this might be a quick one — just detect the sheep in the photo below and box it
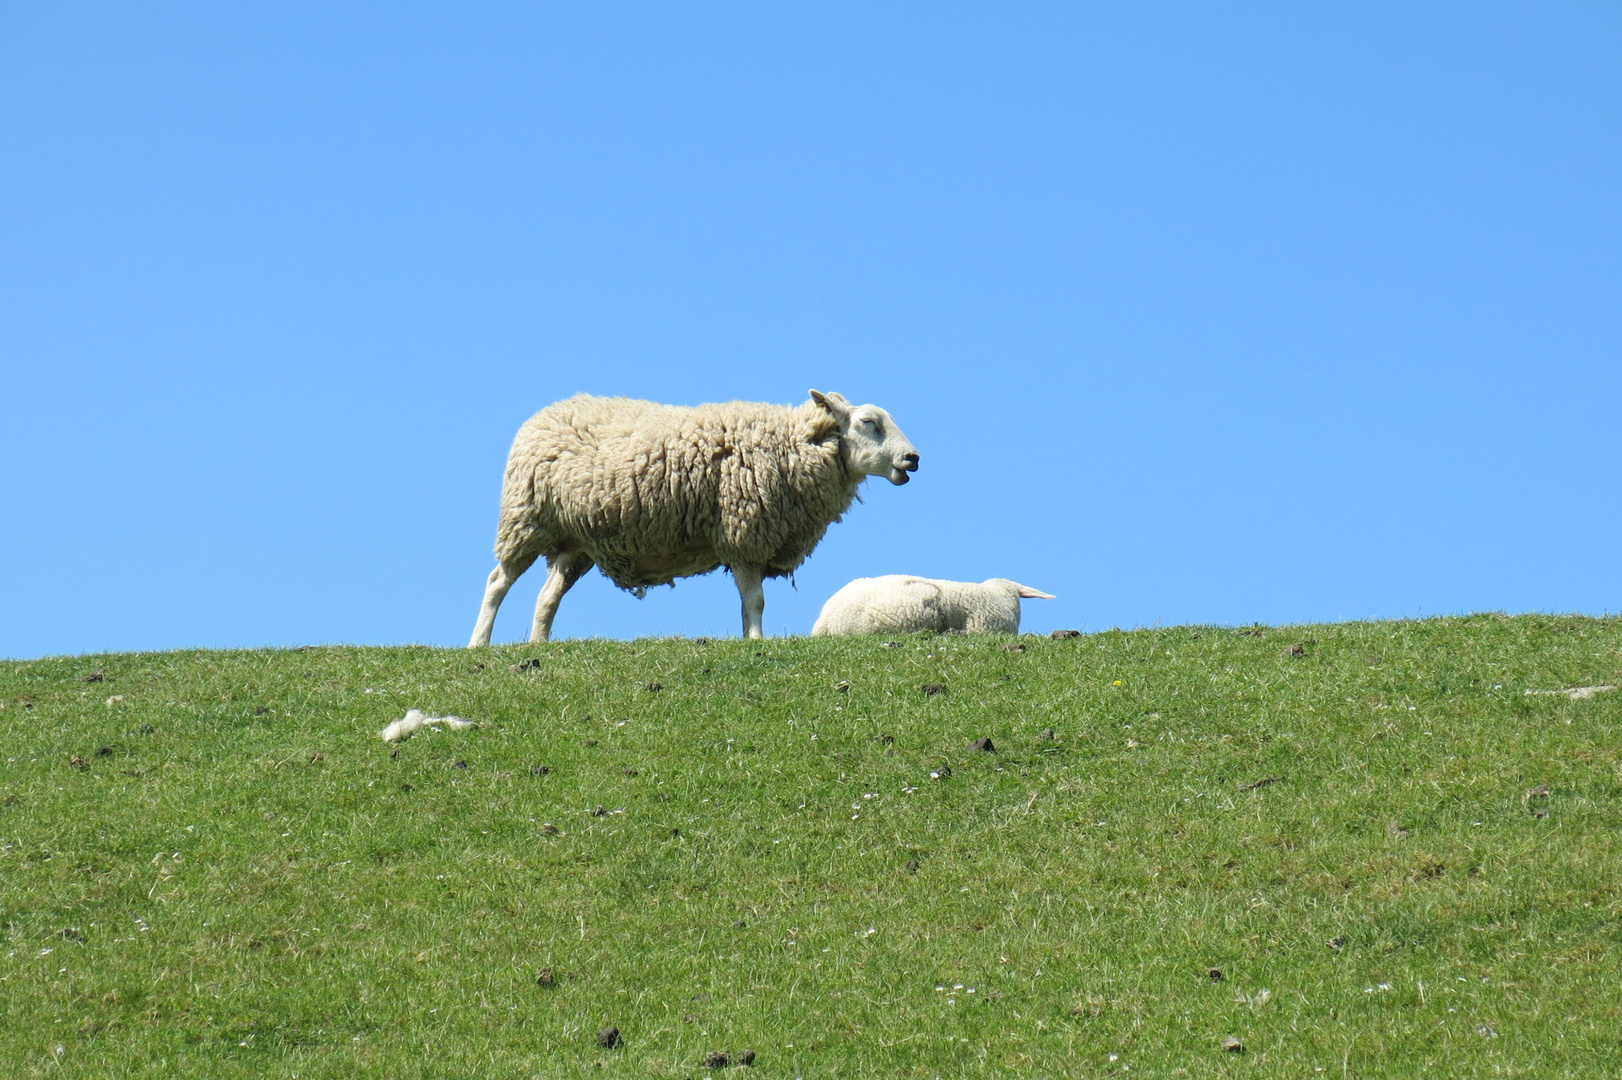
[811,576,1056,636]
[469,390,919,645]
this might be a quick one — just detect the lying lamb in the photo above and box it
[470,390,919,644]
[811,576,1056,636]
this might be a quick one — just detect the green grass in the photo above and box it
[3,615,1622,1077]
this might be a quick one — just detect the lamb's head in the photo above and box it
[810,390,920,486]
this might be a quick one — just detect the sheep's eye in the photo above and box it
[860,417,877,428]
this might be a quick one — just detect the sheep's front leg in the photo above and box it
[732,565,766,640]
[530,553,594,642]
[470,551,538,648]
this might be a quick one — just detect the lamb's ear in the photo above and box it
[809,390,850,420]
[1016,585,1056,599]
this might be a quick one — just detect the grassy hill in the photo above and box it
[2,615,1621,1078]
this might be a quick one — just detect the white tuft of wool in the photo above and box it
[380,709,476,743]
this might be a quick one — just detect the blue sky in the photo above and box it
[3,3,1619,657]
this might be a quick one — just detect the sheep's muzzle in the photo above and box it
[888,454,919,485]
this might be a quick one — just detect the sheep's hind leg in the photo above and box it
[469,550,540,648]
[531,552,593,642]
[732,565,766,640]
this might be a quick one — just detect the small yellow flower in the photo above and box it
[1112,680,1122,686]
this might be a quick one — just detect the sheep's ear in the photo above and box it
[810,390,850,419]
[1016,585,1056,599]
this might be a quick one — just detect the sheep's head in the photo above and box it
[810,390,920,486]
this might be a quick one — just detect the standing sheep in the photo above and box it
[469,391,919,645]
[811,576,1055,636]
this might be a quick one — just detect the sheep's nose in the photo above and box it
[900,452,920,470]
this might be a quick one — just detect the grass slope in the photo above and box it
[3,616,1621,1078]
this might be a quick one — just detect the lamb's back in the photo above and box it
[813,575,957,635]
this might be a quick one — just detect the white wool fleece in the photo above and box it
[380,709,475,743]
[811,576,1056,636]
